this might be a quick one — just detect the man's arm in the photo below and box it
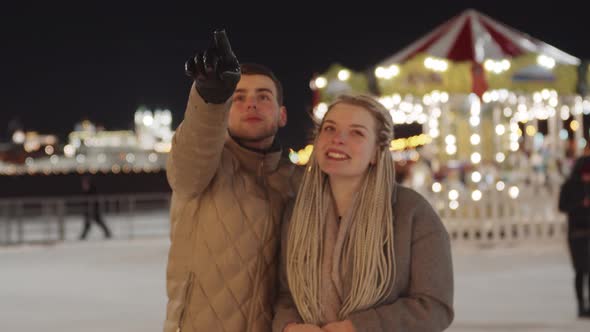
[166,30,240,198]
[166,86,229,198]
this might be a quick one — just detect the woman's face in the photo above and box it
[316,103,378,181]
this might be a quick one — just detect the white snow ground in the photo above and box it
[1,219,590,331]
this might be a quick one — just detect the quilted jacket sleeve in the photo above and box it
[166,83,230,198]
[272,201,303,332]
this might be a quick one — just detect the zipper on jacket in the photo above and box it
[176,271,195,332]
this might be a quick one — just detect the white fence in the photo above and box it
[0,193,171,245]
[421,183,567,246]
[0,185,568,246]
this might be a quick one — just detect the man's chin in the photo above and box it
[230,130,276,143]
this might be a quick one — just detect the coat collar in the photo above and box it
[225,133,283,174]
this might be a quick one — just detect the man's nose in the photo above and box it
[245,95,257,109]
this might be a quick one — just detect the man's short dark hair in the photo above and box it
[240,63,284,105]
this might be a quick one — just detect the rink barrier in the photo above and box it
[422,185,568,246]
[0,193,171,245]
[0,186,569,246]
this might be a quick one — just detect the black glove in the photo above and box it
[185,30,241,104]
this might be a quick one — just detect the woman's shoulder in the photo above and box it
[393,183,432,209]
[392,184,445,231]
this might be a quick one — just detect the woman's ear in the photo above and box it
[370,149,378,165]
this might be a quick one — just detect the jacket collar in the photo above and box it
[225,133,283,174]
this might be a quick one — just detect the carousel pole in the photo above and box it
[493,105,501,159]
[548,107,559,160]
[574,107,584,156]
[576,60,589,157]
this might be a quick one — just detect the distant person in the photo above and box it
[79,175,112,240]
[164,30,301,332]
[559,155,590,318]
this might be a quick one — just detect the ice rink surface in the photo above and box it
[2,234,590,331]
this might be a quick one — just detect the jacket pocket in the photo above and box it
[177,271,195,332]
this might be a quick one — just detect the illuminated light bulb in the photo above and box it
[314,103,328,120]
[471,152,482,164]
[314,76,327,89]
[148,153,158,163]
[429,128,440,138]
[445,135,456,145]
[432,182,442,193]
[446,145,457,155]
[337,69,350,81]
[471,171,482,183]
[471,190,482,201]
[44,145,54,155]
[537,55,556,69]
[509,186,520,199]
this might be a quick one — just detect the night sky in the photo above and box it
[2,1,589,150]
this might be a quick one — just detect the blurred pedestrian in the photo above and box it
[79,175,112,240]
[559,155,590,318]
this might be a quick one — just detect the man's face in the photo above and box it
[228,74,287,149]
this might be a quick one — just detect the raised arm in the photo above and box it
[166,30,241,197]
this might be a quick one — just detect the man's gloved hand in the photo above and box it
[185,30,241,104]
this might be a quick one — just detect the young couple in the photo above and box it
[164,30,454,332]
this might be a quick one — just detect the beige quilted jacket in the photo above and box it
[164,85,300,332]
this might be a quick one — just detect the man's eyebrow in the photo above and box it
[234,88,274,95]
[256,88,274,95]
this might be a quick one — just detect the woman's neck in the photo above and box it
[328,175,363,217]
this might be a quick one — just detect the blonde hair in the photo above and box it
[286,94,397,325]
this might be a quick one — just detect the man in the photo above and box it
[79,175,112,240]
[164,30,300,332]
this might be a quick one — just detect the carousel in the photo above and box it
[291,9,590,243]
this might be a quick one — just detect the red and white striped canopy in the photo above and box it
[378,9,579,66]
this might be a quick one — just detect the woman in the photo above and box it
[559,155,590,318]
[273,94,454,332]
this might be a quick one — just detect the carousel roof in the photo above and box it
[378,9,580,66]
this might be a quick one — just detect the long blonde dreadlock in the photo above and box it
[286,94,397,325]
